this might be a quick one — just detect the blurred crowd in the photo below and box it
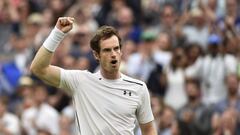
[0,0,240,135]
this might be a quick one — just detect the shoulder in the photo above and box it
[22,107,36,116]
[4,113,19,122]
[121,74,145,87]
[61,69,91,76]
[61,69,93,81]
[224,54,237,61]
[41,104,59,115]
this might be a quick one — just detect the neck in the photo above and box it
[35,102,42,108]
[100,69,120,80]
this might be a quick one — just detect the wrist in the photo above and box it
[43,27,66,52]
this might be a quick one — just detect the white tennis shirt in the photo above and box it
[59,69,154,135]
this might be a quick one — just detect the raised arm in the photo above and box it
[30,17,74,87]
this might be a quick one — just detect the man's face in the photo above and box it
[186,83,199,100]
[95,35,122,73]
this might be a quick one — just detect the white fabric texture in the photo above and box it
[0,112,20,135]
[59,69,154,135]
[164,68,187,110]
[185,54,237,104]
[21,103,60,135]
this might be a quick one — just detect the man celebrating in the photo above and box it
[30,17,156,135]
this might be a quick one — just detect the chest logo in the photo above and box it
[123,90,132,96]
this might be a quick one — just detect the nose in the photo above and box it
[111,50,117,58]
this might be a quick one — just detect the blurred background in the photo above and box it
[0,0,240,135]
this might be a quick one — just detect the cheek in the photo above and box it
[118,51,122,59]
[100,55,109,66]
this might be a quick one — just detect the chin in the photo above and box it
[110,67,120,72]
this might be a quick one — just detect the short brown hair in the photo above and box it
[90,26,122,53]
[185,78,201,89]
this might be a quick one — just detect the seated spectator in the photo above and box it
[0,96,20,135]
[60,103,76,135]
[212,73,240,135]
[177,79,212,135]
[212,108,239,135]
[158,106,176,135]
[21,83,59,135]
[213,73,240,113]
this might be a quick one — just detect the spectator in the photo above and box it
[213,73,240,135]
[114,6,142,43]
[10,75,35,116]
[177,79,212,135]
[126,31,158,82]
[60,103,76,135]
[147,64,167,96]
[159,3,177,34]
[185,43,203,66]
[164,47,188,110]
[186,34,237,105]
[158,106,176,135]
[181,8,210,50]
[212,108,239,135]
[153,32,172,67]
[0,96,20,135]
[213,73,240,113]
[21,83,59,135]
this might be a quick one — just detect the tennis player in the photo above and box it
[30,17,157,135]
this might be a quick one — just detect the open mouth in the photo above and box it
[111,60,117,64]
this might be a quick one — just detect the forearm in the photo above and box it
[140,122,157,135]
[141,128,157,135]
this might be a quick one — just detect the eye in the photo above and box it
[102,48,111,53]
[114,46,120,51]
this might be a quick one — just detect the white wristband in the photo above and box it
[43,27,66,52]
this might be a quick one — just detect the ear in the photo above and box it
[93,51,100,62]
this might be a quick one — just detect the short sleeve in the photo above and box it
[136,84,154,124]
[59,69,83,95]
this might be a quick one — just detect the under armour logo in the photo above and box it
[123,90,131,96]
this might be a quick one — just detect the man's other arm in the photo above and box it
[140,121,157,135]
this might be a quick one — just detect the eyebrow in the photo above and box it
[102,45,120,52]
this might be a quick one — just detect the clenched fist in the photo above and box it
[56,17,74,33]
